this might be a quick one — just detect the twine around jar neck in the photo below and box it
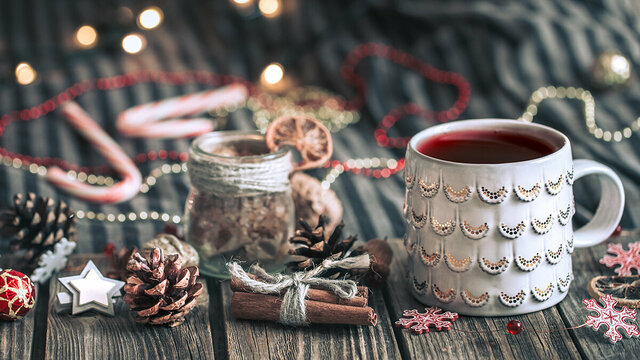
[187,132,293,196]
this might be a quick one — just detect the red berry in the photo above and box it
[103,243,116,256]
[163,224,184,241]
[506,320,523,335]
[611,225,622,238]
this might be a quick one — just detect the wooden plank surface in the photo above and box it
[215,276,402,360]
[383,240,582,360]
[556,233,640,358]
[0,258,37,360]
[44,254,215,360]
[4,238,639,359]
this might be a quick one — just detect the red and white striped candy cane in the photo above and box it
[46,102,142,203]
[116,83,248,138]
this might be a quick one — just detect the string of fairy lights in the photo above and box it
[13,1,287,86]
[5,2,638,229]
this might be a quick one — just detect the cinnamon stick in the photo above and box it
[231,291,377,326]
[230,274,369,307]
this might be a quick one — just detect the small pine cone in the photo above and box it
[124,248,203,327]
[0,193,76,273]
[287,216,358,278]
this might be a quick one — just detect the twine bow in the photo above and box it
[227,255,369,326]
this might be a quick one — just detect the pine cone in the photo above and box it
[287,216,357,277]
[0,193,76,273]
[124,248,203,327]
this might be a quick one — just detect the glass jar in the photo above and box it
[184,131,294,278]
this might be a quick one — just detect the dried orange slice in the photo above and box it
[265,115,333,171]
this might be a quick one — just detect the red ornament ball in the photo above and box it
[0,269,36,321]
[506,320,523,335]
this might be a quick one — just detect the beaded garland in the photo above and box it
[0,43,471,223]
[519,86,640,143]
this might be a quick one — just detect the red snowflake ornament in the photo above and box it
[583,294,639,343]
[395,307,458,334]
[600,242,640,276]
[0,269,36,321]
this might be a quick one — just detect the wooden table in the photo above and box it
[1,236,637,360]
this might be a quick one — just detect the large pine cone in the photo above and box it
[0,193,76,272]
[124,248,203,327]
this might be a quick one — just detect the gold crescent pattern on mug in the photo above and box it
[566,167,574,185]
[515,253,542,271]
[531,282,554,302]
[405,172,415,190]
[558,204,572,225]
[445,253,473,272]
[499,220,527,239]
[477,185,510,204]
[499,290,526,307]
[419,178,439,198]
[443,184,472,203]
[545,174,564,195]
[514,183,541,202]
[410,208,428,229]
[461,290,490,307]
[461,220,489,240]
[410,273,427,295]
[546,243,563,264]
[432,283,457,303]
[532,213,555,234]
[420,247,441,267]
[479,256,511,275]
[566,235,575,254]
[431,216,456,236]
[558,273,573,293]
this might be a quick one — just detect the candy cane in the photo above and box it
[46,102,142,203]
[116,83,248,138]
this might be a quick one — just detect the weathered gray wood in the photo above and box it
[0,258,37,360]
[45,254,214,360]
[217,275,402,359]
[384,240,581,360]
[556,233,640,358]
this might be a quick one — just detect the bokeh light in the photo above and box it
[262,63,284,85]
[232,0,252,5]
[122,33,146,54]
[258,0,280,17]
[117,6,134,24]
[75,25,97,48]
[137,7,164,30]
[15,62,37,85]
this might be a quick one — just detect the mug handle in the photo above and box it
[573,159,625,248]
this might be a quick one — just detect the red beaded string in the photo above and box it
[450,320,588,335]
[0,43,470,180]
[341,43,471,149]
[322,158,406,180]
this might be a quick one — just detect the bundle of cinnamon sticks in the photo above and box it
[230,274,378,326]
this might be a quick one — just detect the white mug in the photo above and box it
[403,119,624,316]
